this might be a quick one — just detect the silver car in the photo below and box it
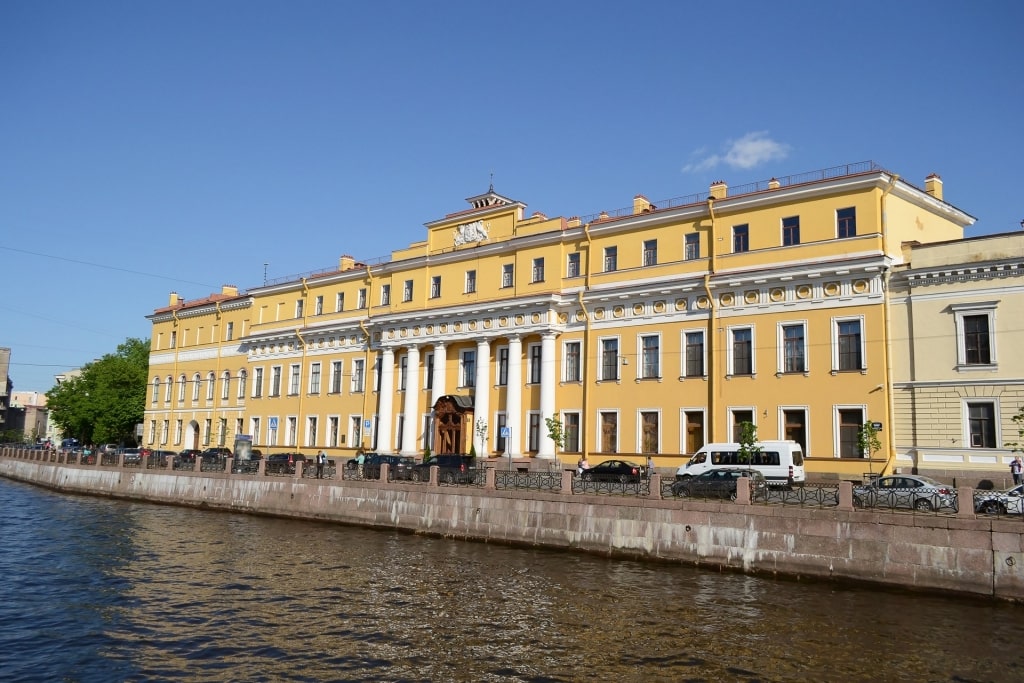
[853,475,958,512]
[974,484,1024,515]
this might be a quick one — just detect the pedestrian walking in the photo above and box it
[356,450,366,478]
[316,450,326,479]
[1011,456,1023,486]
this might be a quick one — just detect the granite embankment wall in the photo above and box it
[3,452,1024,602]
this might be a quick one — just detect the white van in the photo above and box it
[675,440,806,486]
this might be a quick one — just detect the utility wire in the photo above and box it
[0,245,218,289]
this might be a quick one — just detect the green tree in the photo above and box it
[46,338,149,446]
[545,415,565,450]
[1006,406,1024,454]
[858,421,883,476]
[736,421,761,464]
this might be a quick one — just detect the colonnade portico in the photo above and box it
[375,331,557,459]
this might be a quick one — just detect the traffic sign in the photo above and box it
[500,427,511,437]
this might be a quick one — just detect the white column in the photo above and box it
[537,331,557,458]
[474,338,490,456]
[400,345,420,456]
[431,342,447,404]
[505,334,522,458]
[376,347,395,453]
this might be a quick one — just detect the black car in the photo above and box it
[362,454,416,481]
[409,455,477,484]
[580,459,646,483]
[670,468,768,501]
[200,447,232,461]
[266,452,307,474]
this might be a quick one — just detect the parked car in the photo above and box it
[362,454,416,481]
[974,484,1024,515]
[581,459,646,483]
[120,448,143,465]
[670,468,768,501]
[409,455,477,484]
[200,447,232,461]
[177,449,202,464]
[266,452,307,474]
[853,475,958,512]
[99,444,119,455]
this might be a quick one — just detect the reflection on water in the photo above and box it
[1,476,1023,682]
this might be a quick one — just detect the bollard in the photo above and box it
[430,465,439,486]
[294,461,304,479]
[561,469,574,494]
[485,468,496,490]
[735,476,751,505]
[838,481,855,511]
[957,486,974,518]
[649,473,663,500]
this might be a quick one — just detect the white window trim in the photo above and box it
[309,362,322,395]
[776,320,809,376]
[962,397,1001,448]
[165,376,173,402]
[830,314,866,373]
[286,415,298,447]
[598,335,622,382]
[348,414,363,449]
[460,349,476,388]
[562,340,582,383]
[289,364,301,396]
[728,406,757,439]
[252,367,265,398]
[778,405,811,447]
[494,345,509,386]
[680,329,707,380]
[305,416,318,448]
[192,373,202,401]
[597,409,620,454]
[678,407,707,454]
[952,301,998,371]
[329,360,344,394]
[637,408,662,453]
[726,325,756,376]
[638,333,662,380]
[832,404,866,459]
[351,359,365,393]
[422,352,434,390]
[221,371,231,401]
[526,342,542,384]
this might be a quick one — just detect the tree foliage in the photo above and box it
[1007,406,1024,454]
[46,338,149,446]
[736,421,761,464]
[545,415,565,449]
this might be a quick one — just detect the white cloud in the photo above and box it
[682,132,790,173]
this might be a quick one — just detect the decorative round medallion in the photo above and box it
[454,322,463,332]
[675,298,688,311]
[595,308,605,320]
[558,312,568,324]
[440,323,448,333]
[614,306,625,318]
[852,279,868,294]
[720,293,734,306]
[469,320,477,331]
[515,314,525,326]
[484,319,493,329]
[426,325,434,334]
[770,288,785,302]
[413,326,421,335]
[632,303,644,316]
[499,316,508,327]
[824,282,840,296]
[696,296,710,309]
[531,313,541,324]
[400,328,408,338]
[576,310,586,322]
[744,291,759,304]
[653,300,666,314]
[796,285,812,299]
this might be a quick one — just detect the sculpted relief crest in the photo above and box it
[453,220,489,246]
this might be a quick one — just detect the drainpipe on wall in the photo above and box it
[358,318,372,452]
[704,197,718,443]
[580,222,593,459]
[878,175,900,475]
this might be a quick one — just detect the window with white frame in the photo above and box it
[684,331,704,378]
[380,283,391,306]
[203,419,212,445]
[253,367,264,398]
[205,372,215,401]
[604,246,617,272]
[218,418,227,446]
[461,350,476,387]
[307,416,318,447]
[600,411,618,453]
[643,239,658,267]
[567,252,580,278]
[226,322,234,340]
[532,258,545,283]
[429,276,441,298]
[170,330,177,349]
[952,302,997,369]
[357,288,367,309]
[237,369,247,399]
[528,343,541,384]
[600,338,619,381]
[497,346,508,386]
[328,416,339,448]
[780,322,806,373]
[528,413,541,452]
[733,224,749,253]
[563,412,580,453]
[330,361,343,394]
[162,420,169,444]
[251,417,261,444]
[782,216,800,246]
[424,352,434,390]
[336,292,344,312]
[965,400,998,448]
[564,341,581,382]
[640,335,660,379]
[174,419,182,444]
[731,409,754,442]
[501,264,514,288]
[270,366,282,397]
[165,375,173,402]
[192,374,202,401]
[640,411,659,453]
[399,355,407,391]
[465,270,476,294]
[152,378,160,404]
[351,359,365,392]
[403,279,413,302]
[837,207,856,238]
[837,407,864,458]
[288,364,300,395]
[287,416,297,447]
[373,357,381,392]
[730,327,753,375]
[350,416,362,449]
[178,375,186,402]
[684,233,700,260]
[295,298,304,319]
[314,296,323,315]
[309,362,321,394]
[833,317,864,372]
[221,371,230,400]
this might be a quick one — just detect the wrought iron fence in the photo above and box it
[572,476,650,497]
[232,460,261,475]
[760,484,840,508]
[972,491,1024,518]
[852,486,958,514]
[437,467,485,488]
[495,470,563,493]
[200,457,226,473]
[300,463,337,480]
[100,453,118,466]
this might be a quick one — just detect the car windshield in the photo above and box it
[915,476,947,487]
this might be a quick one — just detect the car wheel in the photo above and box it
[674,487,690,498]
[980,500,1006,515]
[914,498,934,512]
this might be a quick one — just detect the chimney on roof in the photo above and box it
[709,180,728,199]
[221,285,238,296]
[924,174,943,201]
[339,255,355,271]
[633,194,653,215]
[566,216,581,228]
[169,291,181,307]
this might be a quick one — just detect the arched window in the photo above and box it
[221,371,231,401]
[165,376,173,403]
[206,372,216,401]
[237,369,247,399]
[177,375,186,402]
[152,377,160,404]
[192,373,202,401]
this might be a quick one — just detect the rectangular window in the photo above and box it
[641,335,660,379]
[431,276,441,298]
[465,270,476,294]
[170,331,177,349]
[732,328,753,375]
[782,216,800,246]
[685,331,704,378]
[462,350,476,387]
[165,378,173,403]
[837,320,863,371]
[206,373,215,401]
[528,413,541,452]
[307,416,318,447]
[270,366,282,397]
[564,341,581,382]
[237,370,247,399]
[501,264,514,288]
[254,368,264,398]
[203,419,212,446]
[563,412,580,453]
[497,347,508,386]
[288,364,300,395]
[295,299,304,319]
[225,322,234,341]
[532,257,545,283]
[162,419,170,444]
[315,296,323,316]
[174,419,182,444]
[403,280,413,302]
[968,402,997,448]
[528,344,541,384]
[399,355,408,391]
[838,408,864,458]
[221,372,230,400]
[309,362,321,394]
[380,284,391,306]
[600,412,618,453]
[328,416,339,448]
[837,207,857,238]
[351,359,365,393]
[425,352,434,391]
[732,409,754,442]
[783,409,807,454]
[496,413,507,453]
[641,411,659,454]
[782,324,806,373]
[601,338,619,381]
[604,246,617,272]
[330,361,343,394]
[192,375,201,401]
[287,417,297,447]
[643,239,658,267]
[733,224,749,253]
[336,292,344,312]
[151,380,160,404]
[684,410,704,454]
[218,418,227,446]
[964,315,991,365]
[567,253,580,278]
[251,417,260,445]
[350,416,362,450]
[357,288,367,309]
[684,233,700,260]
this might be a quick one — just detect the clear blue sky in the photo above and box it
[2,0,1022,393]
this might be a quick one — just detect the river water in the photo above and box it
[1,477,1022,683]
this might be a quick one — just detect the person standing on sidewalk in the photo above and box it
[1011,456,1023,486]
[316,450,326,479]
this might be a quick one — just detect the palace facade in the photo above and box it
[145,161,997,479]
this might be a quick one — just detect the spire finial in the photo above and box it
[489,171,494,193]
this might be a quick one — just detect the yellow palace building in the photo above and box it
[144,161,977,479]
